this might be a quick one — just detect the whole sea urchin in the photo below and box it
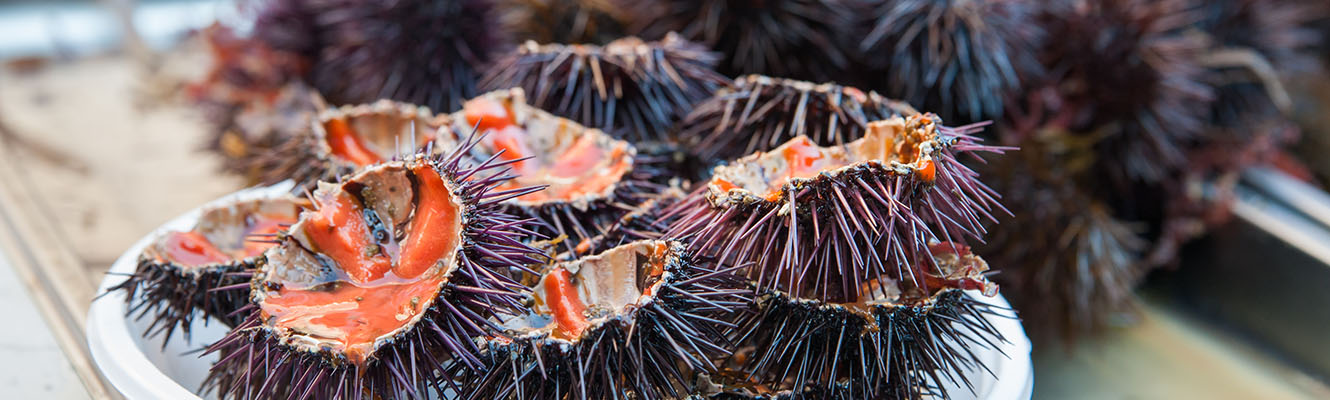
[678,75,919,161]
[204,141,548,399]
[855,0,1044,122]
[1036,0,1212,184]
[665,114,1007,301]
[186,24,317,180]
[251,0,508,112]
[449,89,670,255]
[456,240,751,399]
[977,132,1147,337]
[480,34,729,141]
[108,196,306,344]
[626,0,856,81]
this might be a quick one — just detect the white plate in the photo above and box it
[86,184,1033,400]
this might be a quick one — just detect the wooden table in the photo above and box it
[1,47,1324,400]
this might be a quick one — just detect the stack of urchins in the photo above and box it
[164,0,1326,397]
[127,1,1023,395]
[174,0,1319,364]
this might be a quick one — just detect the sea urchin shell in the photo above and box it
[727,243,1005,399]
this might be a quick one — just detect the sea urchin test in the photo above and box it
[205,144,547,399]
[721,242,1003,399]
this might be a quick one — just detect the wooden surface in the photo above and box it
[0,48,1325,399]
[0,46,243,399]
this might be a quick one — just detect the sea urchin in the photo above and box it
[204,141,547,399]
[458,240,751,400]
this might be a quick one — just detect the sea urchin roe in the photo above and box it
[519,136,631,202]
[917,159,936,182]
[324,118,383,166]
[485,126,536,173]
[163,231,231,267]
[305,190,392,283]
[261,276,445,365]
[260,164,466,366]
[464,96,516,132]
[394,165,460,279]
[544,267,590,340]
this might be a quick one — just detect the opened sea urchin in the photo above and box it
[204,143,547,399]
[253,99,447,187]
[451,89,670,255]
[109,196,306,344]
[458,240,751,400]
[665,113,1006,300]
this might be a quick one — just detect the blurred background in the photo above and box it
[1,0,1329,399]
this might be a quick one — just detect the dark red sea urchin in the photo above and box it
[498,0,630,45]
[626,0,856,82]
[203,139,548,399]
[855,0,1044,122]
[1036,0,1213,185]
[449,89,672,255]
[250,0,508,112]
[456,240,751,400]
[108,196,306,344]
[678,75,920,162]
[480,34,730,142]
